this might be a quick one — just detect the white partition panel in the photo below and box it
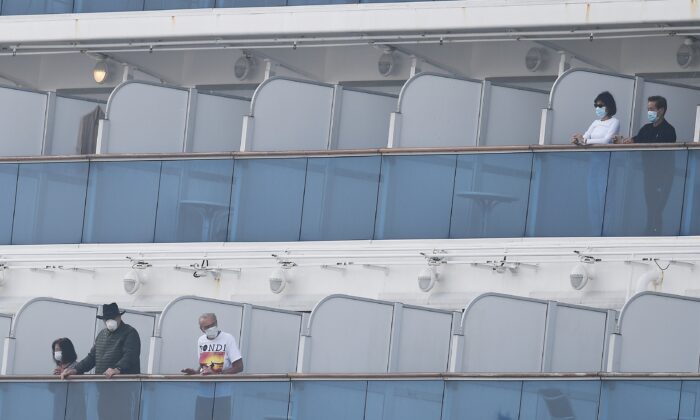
[615,292,700,372]
[0,87,48,156]
[0,314,11,375]
[391,306,453,373]
[243,306,302,374]
[639,80,700,142]
[334,88,396,150]
[50,96,105,155]
[391,73,482,148]
[546,69,635,144]
[3,298,98,375]
[481,84,549,146]
[547,304,610,372]
[151,296,244,374]
[189,92,250,152]
[102,81,189,153]
[93,310,156,375]
[243,77,334,151]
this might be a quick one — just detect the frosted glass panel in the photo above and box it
[0,164,18,245]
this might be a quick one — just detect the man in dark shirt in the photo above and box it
[623,95,677,143]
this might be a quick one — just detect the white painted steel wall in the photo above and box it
[391,73,482,148]
[242,78,334,151]
[546,69,635,144]
[298,295,453,373]
[480,83,548,146]
[0,87,47,156]
[452,293,612,373]
[614,292,700,372]
[189,93,249,152]
[638,80,700,142]
[101,82,189,153]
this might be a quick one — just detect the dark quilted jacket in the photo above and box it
[75,322,141,374]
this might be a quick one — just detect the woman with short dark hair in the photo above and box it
[52,337,78,375]
[571,91,620,145]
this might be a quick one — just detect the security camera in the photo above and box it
[269,268,289,294]
[123,269,144,295]
[417,266,439,292]
[569,263,593,290]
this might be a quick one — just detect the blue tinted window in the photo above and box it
[290,380,367,420]
[83,161,161,243]
[365,381,444,420]
[301,156,381,241]
[526,152,610,237]
[66,381,141,420]
[155,159,234,243]
[73,0,144,12]
[145,0,214,9]
[442,380,522,420]
[213,381,291,420]
[0,164,18,245]
[679,380,700,418]
[228,158,307,242]
[216,0,285,6]
[604,150,687,236]
[287,0,356,4]
[1,0,72,14]
[451,153,532,238]
[598,380,681,420]
[0,382,67,419]
[520,380,600,420]
[375,155,457,239]
[12,162,88,245]
[140,382,215,420]
[680,150,700,235]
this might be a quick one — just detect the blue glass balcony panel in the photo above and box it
[65,381,141,420]
[526,152,610,237]
[212,381,291,420]
[375,154,457,239]
[365,380,444,420]
[287,0,356,4]
[215,0,286,6]
[290,380,367,420]
[301,156,381,241]
[0,164,18,245]
[679,380,700,418]
[140,381,215,420]
[73,0,145,12]
[520,380,600,420]
[228,158,307,242]
[12,162,88,245]
[144,0,215,9]
[154,159,234,243]
[82,161,162,244]
[597,380,681,420]
[0,382,67,420]
[1,0,72,15]
[450,153,532,238]
[604,150,687,236]
[441,380,522,420]
[680,150,700,235]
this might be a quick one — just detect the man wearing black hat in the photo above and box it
[61,302,141,378]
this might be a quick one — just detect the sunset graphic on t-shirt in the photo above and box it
[199,351,225,373]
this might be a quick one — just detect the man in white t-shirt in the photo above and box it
[181,312,243,375]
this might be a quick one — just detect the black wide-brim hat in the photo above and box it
[97,302,126,320]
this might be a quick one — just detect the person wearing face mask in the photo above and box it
[51,337,78,375]
[621,96,676,143]
[61,302,141,379]
[181,312,243,375]
[571,91,620,145]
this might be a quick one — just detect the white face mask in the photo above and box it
[105,319,118,332]
[204,326,219,340]
[54,351,62,362]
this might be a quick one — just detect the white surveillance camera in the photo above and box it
[269,268,288,294]
[123,269,144,295]
[417,267,439,292]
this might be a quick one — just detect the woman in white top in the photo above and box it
[571,91,620,145]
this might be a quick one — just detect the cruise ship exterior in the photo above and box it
[0,1,700,419]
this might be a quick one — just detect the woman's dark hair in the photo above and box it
[51,337,77,365]
[595,91,617,117]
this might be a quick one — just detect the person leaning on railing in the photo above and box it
[571,91,620,145]
[181,312,243,375]
[617,95,677,144]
